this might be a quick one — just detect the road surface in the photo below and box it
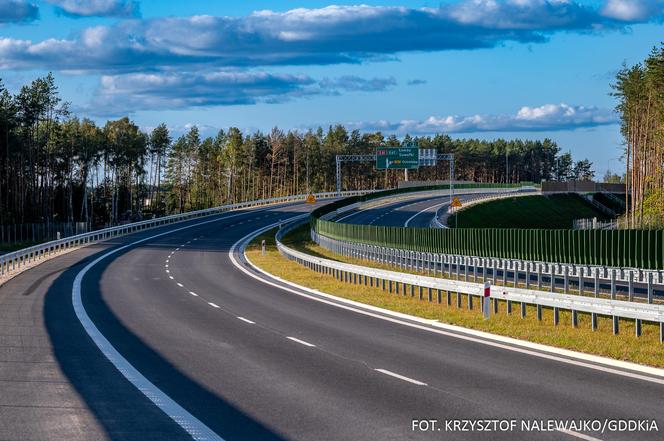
[0,198,663,440]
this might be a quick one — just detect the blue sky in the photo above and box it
[1,1,663,175]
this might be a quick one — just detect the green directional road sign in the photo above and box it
[376,146,419,169]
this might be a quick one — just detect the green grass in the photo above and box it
[247,226,664,368]
[451,194,611,229]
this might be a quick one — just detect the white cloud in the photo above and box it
[46,0,138,18]
[1,1,662,72]
[601,0,664,21]
[84,70,396,115]
[343,104,618,134]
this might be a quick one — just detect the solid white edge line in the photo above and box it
[208,302,220,308]
[72,207,280,441]
[374,369,427,386]
[287,336,316,347]
[404,200,450,227]
[230,222,664,385]
[237,317,255,324]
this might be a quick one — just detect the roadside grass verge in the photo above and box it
[246,225,664,368]
[451,194,611,229]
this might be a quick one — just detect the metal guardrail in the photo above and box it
[276,220,664,341]
[327,187,526,223]
[434,188,537,228]
[312,231,664,304]
[0,191,372,278]
[312,188,664,271]
[573,218,620,230]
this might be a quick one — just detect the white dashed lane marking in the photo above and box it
[237,317,255,324]
[374,369,427,386]
[208,302,220,309]
[287,337,316,347]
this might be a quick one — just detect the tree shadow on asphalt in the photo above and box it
[44,241,287,441]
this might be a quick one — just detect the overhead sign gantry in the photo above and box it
[335,143,454,197]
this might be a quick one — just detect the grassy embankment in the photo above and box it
[246,224,664,368]
[450,194,611,229]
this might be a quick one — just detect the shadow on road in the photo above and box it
[44,228,287,440]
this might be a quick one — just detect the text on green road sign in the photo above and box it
[376,147,419,169]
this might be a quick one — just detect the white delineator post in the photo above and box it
[483,281,491,319]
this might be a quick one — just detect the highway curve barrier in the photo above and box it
[310,187,664,270]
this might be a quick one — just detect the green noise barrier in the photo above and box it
[311,186,664,270]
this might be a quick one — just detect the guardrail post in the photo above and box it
[635,319,642,337]
[419,286,423,300]
[537,264,542,289]
[467,292,473,310]
[437,289,442,304]
[428,287,433,302]
[520,302,526,318]
[513,261,518,288]
[660,323,664,344]
[579,267,585,295]
[395,282,400,295]
[464,257,469,281]
[571,310,578,328]
[492,259,497,285]
[591,313,598,331]
[456,290,461,308]
[594,269,600,297]
[388,280,393,294]
[410,285,415,297]
[502,260,507,285]
[647,273,653,304]
[473,258,477,282]
[564,266,569,294]
[553,307,559,326]
[525,263,530,289]
[628,271,634,302]
[536,305,542,321]
[507,300,512,315]
[612,316,619,335]
[610,269,616,300]
[550,264,555,292]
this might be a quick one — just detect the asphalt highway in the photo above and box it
[1,198,663,440]
[334,193,455,227]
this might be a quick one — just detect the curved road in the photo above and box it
[335,193,455,227]
[0,198,663,440]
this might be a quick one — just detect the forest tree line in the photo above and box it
[1,74,595,228]
[613,44,664,228]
